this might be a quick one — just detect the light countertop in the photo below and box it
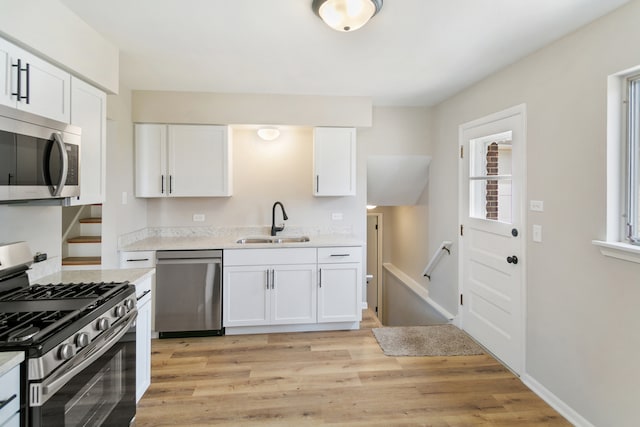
[0,351,24,377]
[33,268,155,286]
[120,234,363,252]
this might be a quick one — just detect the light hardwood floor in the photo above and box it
[136,310,569,426]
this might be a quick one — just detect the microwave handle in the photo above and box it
[50,133,69,197]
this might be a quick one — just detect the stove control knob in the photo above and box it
[96,318,110,331]
[114,305,126,317]
[58,344,75,361]
[75,332,90,348]
[124,299,135,311]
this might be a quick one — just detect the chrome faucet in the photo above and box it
[271,201,288,236]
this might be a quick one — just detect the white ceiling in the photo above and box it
[60,0,628,106]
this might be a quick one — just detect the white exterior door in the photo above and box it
[459,104,526,375]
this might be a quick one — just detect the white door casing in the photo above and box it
[458,104,526,375]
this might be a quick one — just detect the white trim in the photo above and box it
[225,321,359,335]
[521,374,596,427]
[382,263,455,321]
[592,240,640,263]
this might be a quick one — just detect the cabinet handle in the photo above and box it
[126,258,149,262]
[316,175,319,193]
[24,62,30,104]
[11,59,21,99]
[265,269,270,290]
[169,175,173,194]
[0,394,17,412]
[318,268,322,288]
[271,270,275,289]
[161,175,165,194]
[330,254,350,257]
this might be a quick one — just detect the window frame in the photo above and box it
[593,67,640,263]
[626,74,640,245]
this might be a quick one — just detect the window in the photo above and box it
[469,131,513,223]
[627,74,640,245]
[593,68,640,262]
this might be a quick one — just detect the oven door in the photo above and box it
[28,311,137,427]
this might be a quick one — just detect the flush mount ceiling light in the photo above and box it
[257,127,281,141]
[312,0,383,32]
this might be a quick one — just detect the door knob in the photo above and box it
[507,255,518,264]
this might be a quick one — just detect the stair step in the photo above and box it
[68,236,102,244]
[62,256,102,266]
[79,217,102,224]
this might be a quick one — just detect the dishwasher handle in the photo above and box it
[156,258,221,265]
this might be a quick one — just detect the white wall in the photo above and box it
[102,85,148,268]
[428,1,640,424]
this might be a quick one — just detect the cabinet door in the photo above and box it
[17,48,70,123]
[135,124,167,197]
[0,38,16,109]
[271,264,317,325]
[313,127,356,196]
[224,266,270,327]
[318,263,362,323]
[136,297,152,403]
[168,125,231,197]
[69,77,106,205]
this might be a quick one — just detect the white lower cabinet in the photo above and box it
[135,283,152,403]
[224,248,317,328]
[0,356,22,427]
[318,246,362,323]
[119,256,154,403]
[224,264,317,327]
[223,246,362,333]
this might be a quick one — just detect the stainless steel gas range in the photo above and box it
[0,242,137,427]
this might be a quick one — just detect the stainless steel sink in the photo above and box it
[235,237,273,244]
[235,236,310,244]
[273,236,310,243]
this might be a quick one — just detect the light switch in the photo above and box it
[121,192,127,205]
[532,224,542,242]
[193,214,205,222]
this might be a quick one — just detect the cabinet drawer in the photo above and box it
[317,247,362,263]
[224,248,316,266]
[0,364,20,426]
[120,251,156,268]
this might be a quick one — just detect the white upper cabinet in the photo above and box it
[0,37,70,123]
[135,124,167,197]
[135,124,232,198]
[69,77,106,206]
[313,127,356,196]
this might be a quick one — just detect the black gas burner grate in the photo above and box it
[0,310,74,343]
[2,282,125,301]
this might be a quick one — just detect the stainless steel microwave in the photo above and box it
[0,104,80,203]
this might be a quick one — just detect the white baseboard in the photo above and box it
[521,374,594,427]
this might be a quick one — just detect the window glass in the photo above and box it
[469,131,513,223]
[627,75,640,244]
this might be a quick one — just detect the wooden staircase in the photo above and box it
[62,205,102,270]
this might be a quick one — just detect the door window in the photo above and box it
[469,131,513,223]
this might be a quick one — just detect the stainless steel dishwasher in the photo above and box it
[155,250,223,337]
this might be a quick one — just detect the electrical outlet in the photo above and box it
[121,191,127,205]
[529,200,544,212]
[331,212,343,221]
[193,214,205,222]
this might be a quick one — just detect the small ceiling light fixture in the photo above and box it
[257,127,280,141]
[312,0,383,32]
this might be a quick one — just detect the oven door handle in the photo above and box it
[37,309,137,405]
